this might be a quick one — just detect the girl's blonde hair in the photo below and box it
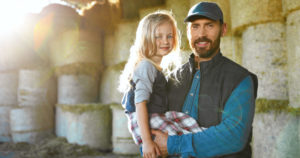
[119,10,181,93]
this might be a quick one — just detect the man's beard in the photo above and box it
[192,32,221,58]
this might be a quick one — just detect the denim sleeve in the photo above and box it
[167,76,255,157]
[132,60,157,104]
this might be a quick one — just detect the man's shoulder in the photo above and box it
[219,55,258,93]
[220,55,251,75]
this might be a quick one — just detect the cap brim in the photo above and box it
[184,12,218,22]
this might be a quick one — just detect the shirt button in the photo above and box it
[196,76,199,79]
[185,111,188,114]
[190,93,194,96]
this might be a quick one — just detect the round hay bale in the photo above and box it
[282,0,300,15]
[81,1,121,33]
[110,104,139,155]
[61,104,112,150]
[10,106,54,143]
[99,63,125,104]
[36,4,79,63]
[39,3,80,35]
[58,74,99,104]
[232,36,243,65]
[0,106,15,142]
[55,106,67,138]
[18,69,57,107]
[286,10,300,108]
[0,71,18,106]
[50,30,102,67]
[103,20,138,66]
[230,0,283,34]
[242,22,288,100]
[253,112,299,158]
[220,36,234,60]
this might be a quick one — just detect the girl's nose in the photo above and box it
[162,36,169,44]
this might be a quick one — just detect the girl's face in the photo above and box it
[154,22,174,58]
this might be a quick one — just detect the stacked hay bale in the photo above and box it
[0,72,18,142]
[57,103,112,150]
[282,1,300,156]
[103,20,138,67]
[44,3,114,150]
[101,19,139,155]
[51,30,111,148]
[52,30,113,150]
[10,69,56,143]
[230,0,299,157]
[0,13,50,143]
[110,104,139,154]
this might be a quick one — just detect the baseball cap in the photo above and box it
[184,2,223,23]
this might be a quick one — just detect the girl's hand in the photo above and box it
[143,140,161,158]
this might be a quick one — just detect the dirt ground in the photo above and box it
[0,135,141,158]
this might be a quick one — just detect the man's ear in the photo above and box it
[221,23,227,37]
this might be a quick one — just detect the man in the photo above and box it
[151,2,258,158]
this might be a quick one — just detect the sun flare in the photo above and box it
[0,0,63,36]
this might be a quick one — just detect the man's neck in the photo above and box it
[194,50,219,69]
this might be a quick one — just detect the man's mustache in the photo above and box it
[194,37,212,44]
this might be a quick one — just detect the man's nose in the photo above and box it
[198,27,207,37]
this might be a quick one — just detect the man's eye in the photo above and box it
[207,24,214,28]
[192,25,198,29]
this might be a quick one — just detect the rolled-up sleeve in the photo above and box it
[132,60,158,104]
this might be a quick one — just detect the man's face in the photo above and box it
[187,18,226,59]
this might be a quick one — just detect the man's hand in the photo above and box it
[151,130,168,157]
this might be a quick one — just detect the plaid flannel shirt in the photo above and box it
[127,111,205,145]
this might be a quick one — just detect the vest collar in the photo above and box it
[188,51,223,73]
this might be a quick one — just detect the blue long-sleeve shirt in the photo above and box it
[168,76,255,158]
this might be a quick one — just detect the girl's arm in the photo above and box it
[136,101,161,158]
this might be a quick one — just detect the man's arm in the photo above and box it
[154,76,255,157]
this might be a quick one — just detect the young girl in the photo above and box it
[119,11,203,158]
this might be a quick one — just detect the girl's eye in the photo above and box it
[167,35,173,39]
[155,36,162,39]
